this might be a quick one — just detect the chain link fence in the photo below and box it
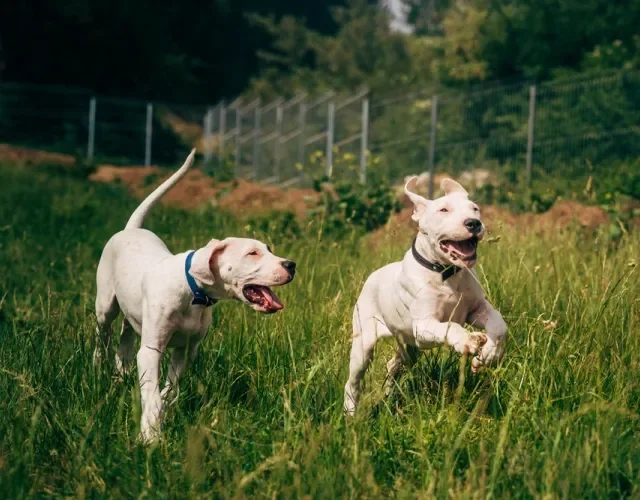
[1,71,639,193]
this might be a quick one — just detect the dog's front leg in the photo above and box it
[467,301,507,372]
[137,343,164,443]
[137,315,172,443]
[412,318,486,355]
[137,344,163,442]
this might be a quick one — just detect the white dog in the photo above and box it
[344,177,507,415]
[94,150,296,441]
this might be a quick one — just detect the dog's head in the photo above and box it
[404,177,485,268]
[189,237,295,313]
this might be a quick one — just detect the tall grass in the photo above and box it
[0,163,639,498]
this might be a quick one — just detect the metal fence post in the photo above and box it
[526,85,537,185]
[359,97,369,184]
[253,103,261,179]
[235,106,242,177]
[87,97,96,163]
[326,101,335,177]
[145,103,153,166]
[274,103,283,182]
[428,95,438,199]
[219,103,226,167]
[203,107,214,166]
[297,99,306,179]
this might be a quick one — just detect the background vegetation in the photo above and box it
[1,159,639,497]
[2,1,640,497]
[3,1,640,206]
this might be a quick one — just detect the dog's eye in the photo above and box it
[439,208,448,213]
[247,250,259,256]
[474,207,480,212]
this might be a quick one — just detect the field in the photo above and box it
[1,162,640,498]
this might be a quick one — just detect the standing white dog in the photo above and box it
[94,150,296,441]
[344,177,507,415]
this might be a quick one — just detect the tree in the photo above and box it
[0,0,352,103]
[404,0,452,36]
[249,0,411,97]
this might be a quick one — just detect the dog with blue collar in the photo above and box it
[94,150,296,443]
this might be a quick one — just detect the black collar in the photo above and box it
[411,237,461,281]
[185,251,218,307]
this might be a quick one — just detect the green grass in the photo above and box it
[1,163,639,498]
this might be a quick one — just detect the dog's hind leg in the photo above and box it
[384,344,420,397]
[94,287,119,366]
[115,318,136,376]
[344,311,391,416]
[94,246,120,365]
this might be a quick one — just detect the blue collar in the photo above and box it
[185,251,218,307]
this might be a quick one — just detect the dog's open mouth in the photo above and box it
[242,285,284,314]
[440,236,478,262]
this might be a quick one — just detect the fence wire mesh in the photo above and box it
[1,70,639,192]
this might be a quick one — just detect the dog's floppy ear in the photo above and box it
[441,178,468,197]
[189,239,227,286]
[404,176,430,222]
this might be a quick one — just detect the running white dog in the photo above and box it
[94,150,296,441]
[344,177,507,415]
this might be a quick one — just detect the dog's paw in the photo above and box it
[461,332,487,356]
[471,356,484,373]
[471,337,506,373]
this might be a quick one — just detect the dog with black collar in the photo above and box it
[343,177,507,416]
[94,150,296,442]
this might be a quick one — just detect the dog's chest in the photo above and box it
[168,307,211,347]
[180,312,205,333]
[431,284,475,323]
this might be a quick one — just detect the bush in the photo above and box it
[246,211,302,240]
[309,175,401,237]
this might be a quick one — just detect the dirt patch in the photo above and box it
[0,144,75,165]
[89,165,164,186]
[1,143,614,231]
[90,166,223,210]
[217,179,318,220]
[90,164,319,217]
[526,201,609,231]
[369,199,610,249]
[91,162,611,234]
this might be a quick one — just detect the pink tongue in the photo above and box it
[259,287,283,310]
[451,240,475,256]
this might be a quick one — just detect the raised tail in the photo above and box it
[125,149,196,230]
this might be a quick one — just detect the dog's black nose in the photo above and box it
[464,218,483,234]
[282,260,296,274]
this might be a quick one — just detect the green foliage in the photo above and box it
[206,150,236,182]
[245,210,302,239]
[582,37,640,73]
[404,0,452,36]
[246,1,640,198]
[309,176,401,236]
[251,0,640,96]
[249,0,412,98]
[301,147,401,236]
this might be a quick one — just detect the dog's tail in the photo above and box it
[125,149,196,230]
